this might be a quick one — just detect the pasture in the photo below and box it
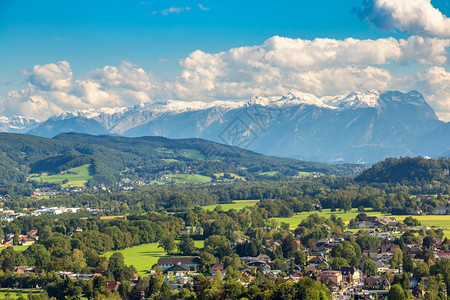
[202,200,260,211]
[165,174,212,184]
[102,241,204,277]
[30,164,93,187]
[274,208,450,236]
[0,289,41,299]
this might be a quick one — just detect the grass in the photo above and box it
[31,164,93,187]
[165,174,212,184]
[102,241,204,277]
[298,171,312,176]
[214,173,246,182]
[180,149,205,160]
[202,200,260,211]
[0,289,41,299]
[162,159,180,163]
[274,208,450,234]
[275,208,382,229]
[259,171,278,176]
[155,147,174,154]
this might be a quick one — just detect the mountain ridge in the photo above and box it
[0,90,448,163]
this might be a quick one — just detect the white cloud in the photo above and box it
[407,67,450,121]
[356,0,450,37]
[198,4,210,11]
[1,36,450,121]
[161,6,191,16]
[24,61,72,91]
[173,35,449,99]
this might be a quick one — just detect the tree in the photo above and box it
[204,235,232,259]
[412,262,429,280]
[363,259,377,276]
[23,244,51,271]
[388,284,407,300]
[158,235,176,254]
[403,216,420,226]
[294,250,306,266]
[403,252,414,273]
[72,249,87,273]
[1,257,14,272]
[330,257,349,269]
[390,248,403,269]
[281,235,298,258]
[178,235,196,256]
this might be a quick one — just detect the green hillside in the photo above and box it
[0,132,361,195]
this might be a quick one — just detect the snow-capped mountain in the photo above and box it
[0,116,39,133]
[1,90,448,163]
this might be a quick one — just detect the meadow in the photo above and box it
[165,174,212,184]
[30,164,93,187]
[214,173,246,182]
[102,241,204,277]
[0,289,41,299]
[274,208,450,236]
[202,200,260,211]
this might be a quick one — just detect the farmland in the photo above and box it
[102,241,204,277]
[0,289,41,299]
[274,208,450,235]
[202,200,260,211]
[30,164,93,187]
[164,174,212,184]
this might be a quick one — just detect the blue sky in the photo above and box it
[0,0,450,120]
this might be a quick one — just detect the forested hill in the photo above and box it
[356,157,450,184]
[0,132,357,193]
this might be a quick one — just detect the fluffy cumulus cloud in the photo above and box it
[173,35,449,99]
[1,36,450,121]
[356,0,450,37]
[0,61,164,119]
[409,67,450,120]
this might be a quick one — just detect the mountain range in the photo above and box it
[1,90,449,163]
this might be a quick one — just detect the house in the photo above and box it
[308,256,327,267]
[380,244,400,254]
[437,252,450,260]
[339,267,363,283]
[378,217,398,227]
[247,261,271,272]
[241,254,271,264]
[432,206,450,215]
[412,287,426,298]
[316,270,343,285]
[15,266,35,275]
[164,263,190,277]
[180,226,204,235]
[362,250,378,260]
[364,276,390,290]
[105,281,121,292]
[157,257,201,271]
[210,263,226,278]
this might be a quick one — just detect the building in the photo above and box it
[164,263,191,277]
[157,257,201,271]
[316,270,343,285]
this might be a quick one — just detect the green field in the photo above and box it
[31,164,93,187]
[0,245,30,252]
[165,174,212,184]
[259,171,278,176]
[214,173,246,182]
[298,171,312,176]
[102,241,204,277]
[202,200,260,211]
[0,289,41,299]
[162,158,180,163]
[274,208,450,235]
[180,149,205,160]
